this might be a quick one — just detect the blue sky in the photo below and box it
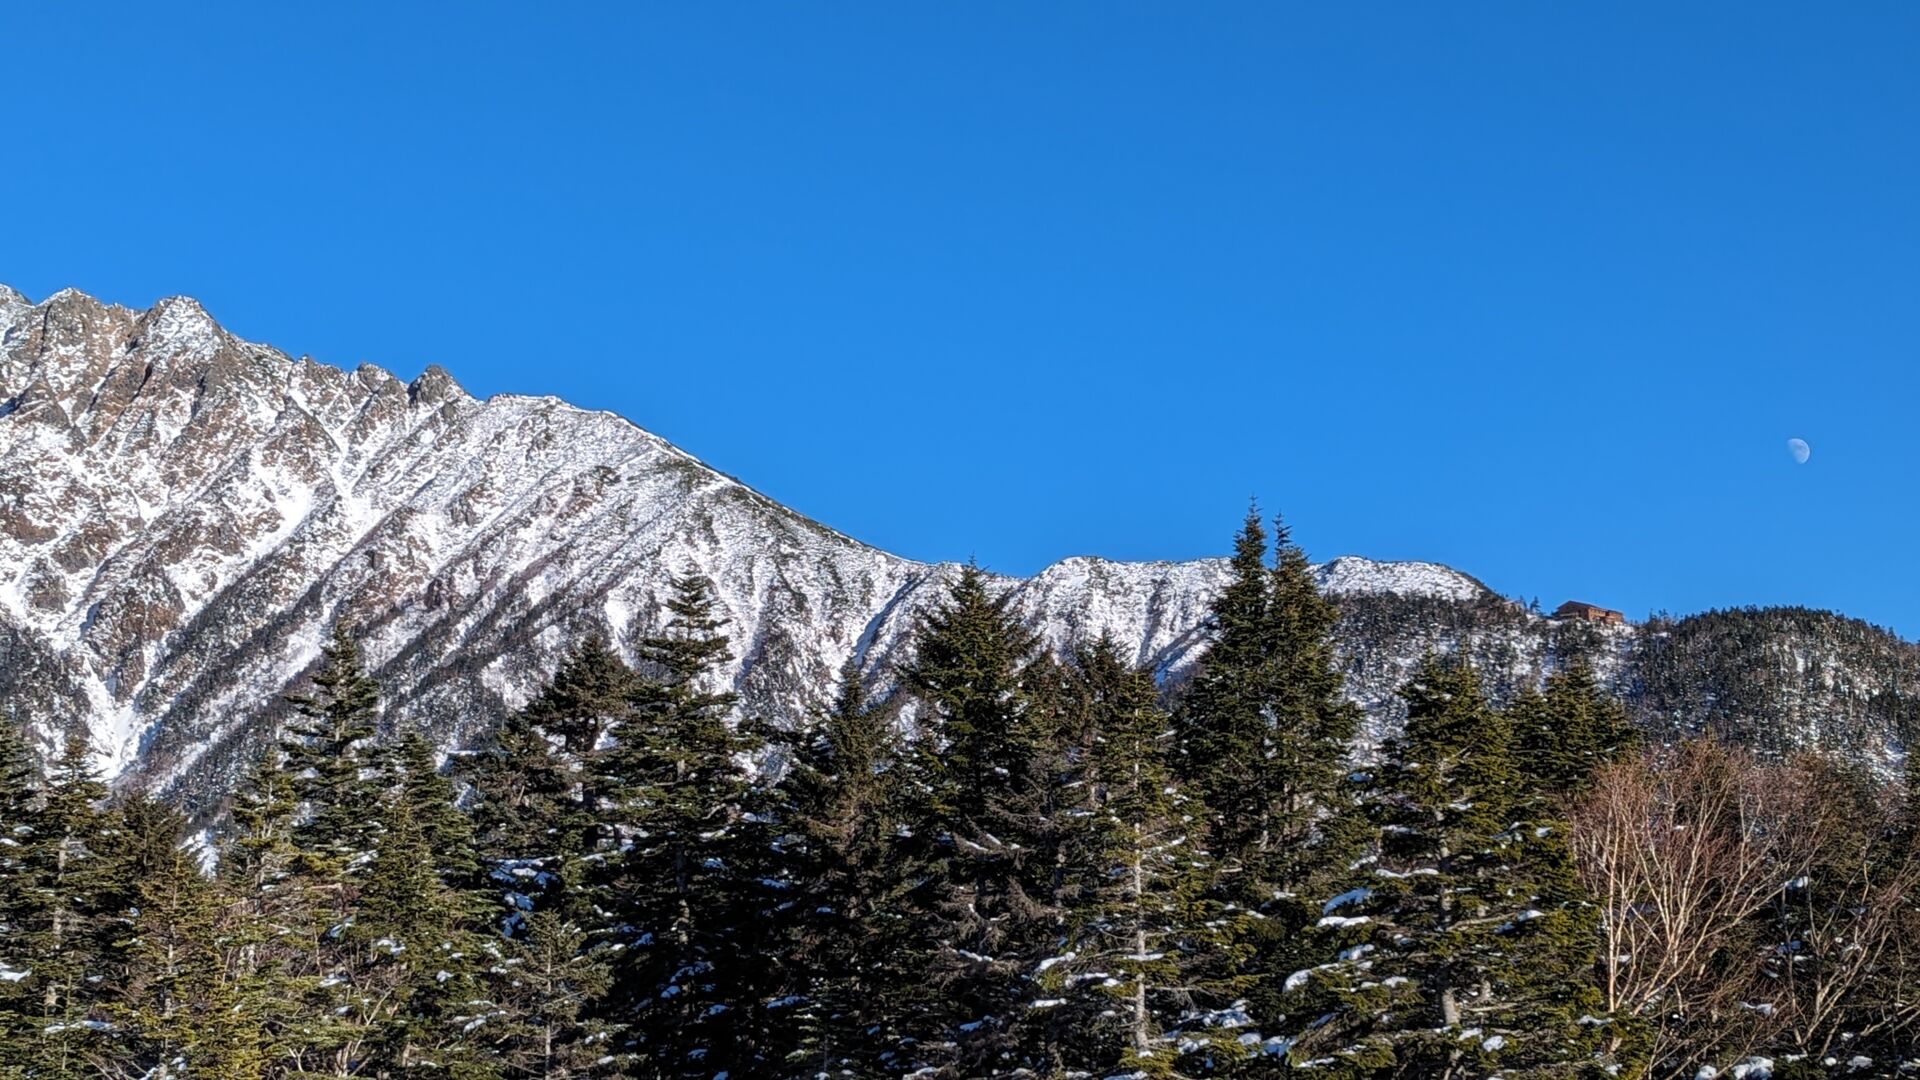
[5,5,1918,632]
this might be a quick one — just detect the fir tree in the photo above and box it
[1170,510,1365,1067]
[765,660,917,1077]
[1303,657,1604,1077]
[283,623,385,879]
[391,733,484,897]
[0,721,39,1077]
[597,574,771,1078]
[461,635,644,955]
[111,801,269,1080]
[354,775,491,1078]
[277,627,399,1076]
[1509,660,1636,800]
[1032,640,1212,1078]
[19,733,119,1080]
[216,744,325,1075]
[485,911,614,1080]
[892,563,1062,1076]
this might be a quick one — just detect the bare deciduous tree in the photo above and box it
[1568,741,1831,1073]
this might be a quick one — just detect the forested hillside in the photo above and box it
[1,512,1915,1079]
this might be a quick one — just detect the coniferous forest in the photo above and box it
[4,513,1919,1080]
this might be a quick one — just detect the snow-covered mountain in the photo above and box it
[0,287,1494,803]
[1,287,1911,810]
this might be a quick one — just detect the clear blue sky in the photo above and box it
[5,5,1918,632]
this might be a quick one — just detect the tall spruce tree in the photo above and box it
[484,910,614,1080]
[277,626,400,1076]
[462,636,642,947]
[764,660,917,1077]
[283,623,385,878]
[1509,661,1636,799]
[110,801,269,1080]
[1302,657,1605,1077]
[1170,510,1365,1068]
[893,563,1062,1076]
[597,574,771,1078]
[217,745,322,1076]
[0,721,40,1076]
[19,734,119,1080]
[1031,640,1212,1078]
[354,762,492,1078]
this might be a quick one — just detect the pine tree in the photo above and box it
[484,911,614,1079]
[217,744,328,1075]
[764,660,917,1076]
[277,626,398,1076]
[353,771,492,1078]
[110,800,270,1080]
[1031,640,1212,1078]
[19,733,119,1080]
[597,573,771,1078]
[1509,660,1636,800]
[0,721,39,1077]
[1302,657,1604,1077]
[1170,510,1365,1067]
[891,563,1064,1076]
[392,733,483,897]
[461,635,640,924]
[283,623,385,879]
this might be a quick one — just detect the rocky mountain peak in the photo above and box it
[2,285,1907,810]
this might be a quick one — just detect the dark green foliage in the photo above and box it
[1169,510,1368,1067]
[1032,640,1212,1078]
[1510,660,1637,798]
[763,660,919,1076]
[595,573,774,1078]
[1630,606,1920,758]
[11,512,1920,1079]
[110,803,271,1080]
[282,623,384,878]
[0,721,39,1073]
[354,772,491,1077]
[484,911,613,1079]
[459,635,641,934]
[18,734,119,1080]
[1303,657,1607,1077]
[892,563,1063,1075]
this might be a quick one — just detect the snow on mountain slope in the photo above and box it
[11,286,1911,807]
[0,287,1500,804]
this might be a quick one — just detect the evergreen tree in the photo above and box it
[0,721,39,1077]
[276,627,399,1076]
[1031,640,1212,1078]
[764,660,917,1077]
[19,734,119,1080]
[1509,660,1637,800]
[1303,657,1604,1077]
[353,771,492,1078]
[217,744,326,1075]
[485,911,614,1080]
[892,563,1062,1076]
[111,801,269,1080]
[461,636,639,924]
[597,574,771,1078]
[1169,510,1366,1067]
[392,733,484,898]
[283,623,385,879]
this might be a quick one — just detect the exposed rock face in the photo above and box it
[0,288,1492,808]
[1,287,1911,814]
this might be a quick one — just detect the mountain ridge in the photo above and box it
[0,285,1494,810]
[1,286,1911,814]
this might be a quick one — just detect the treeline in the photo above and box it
[0,512,1917,1078]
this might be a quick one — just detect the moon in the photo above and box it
[1787,437,1811,465]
